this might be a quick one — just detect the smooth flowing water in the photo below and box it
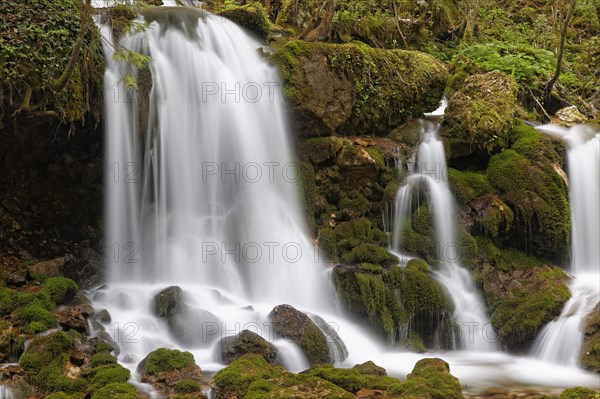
[532,125,600,366]
[95,5,599,393]
[391,119,497,352]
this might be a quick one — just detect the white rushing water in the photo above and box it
[391,119,497,352]
[531,125,600,366]
[95,5,599,393]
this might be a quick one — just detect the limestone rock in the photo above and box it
[552,106,588,127]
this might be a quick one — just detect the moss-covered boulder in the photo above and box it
[218,329,278,365]
[442,71,517,160]
[559,387,600,399]
[269,304,330,365]
[333,260,455,348]
[272,41,448,136]
[217,2,271,41]
[154,286,184,317]
[486,121,570,260]
[304,364,400,394]
[475,263,571,349]
[581,304,600,372]
[389,358,463,399]
[353,360,387,376]
[19,331,87,395]
[138,348,202,391]
[213,354,284,399]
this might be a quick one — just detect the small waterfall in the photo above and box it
[0,385,15,399]
[392,119,497,351]
[531,125,600,365]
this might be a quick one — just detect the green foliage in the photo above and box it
[0,0,105,121]
[145,348,195,375]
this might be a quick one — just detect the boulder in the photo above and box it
[138,348,202,390]
[217,2,271,41]
[272,41,448,136]
[269,304,331,365]
[56,305,93,333]
[476,264,571,350]
[218,329,278,364]
[353,361,387,376]
[154,286,184,317]
[443,71,517,160]
[552,105,588,127]
[389,358,463,399]
[28,257,65,278]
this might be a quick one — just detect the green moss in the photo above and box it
[447,168,495,205]
[300,324,331,365]
[390,358,463,399]
[271,40,448,134]
[559,387,600,399]
[214,354,284,398]
[0,0,105,122]
[475,237,544,273]
[0,288,17,315]
[95,341,115,354]
[412,205,432,236]
[174,378,201,393]
[299,137,344,164]
[90,351,118,368]
[17,303,57,332]
[89,364,131,391]
[366,147,385,169]
[401,260,454,316]
[145,348,195,375]
[318,227,338,262]
[218,2,271,41]
[46,393,80,399]
[19,332,87,394]
[487,142,570,258]
[43,277,78,305]
[244,372,356,399]
[443,71,517,159]
[343,243,399,267]
[339,195,370,217]
[90,383,137,399]
[108,4,138,41]
[306,365,400,394]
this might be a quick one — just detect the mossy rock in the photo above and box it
[218,2,271,41]
[442,71,517,160]
[342,243,399,267]
[352,360,387,376]
[43,277,79,305]
[487,147,569,260]
[141,348,195,375]
[244,372,357,399]
[269,304,330,365]
[88,364,131,391]
[19,331,87,394]
[90,351,118,367]
[218,329,278,364]
[389,358,463,399]
[581,304,600,372]
[559,387,600,399]
[214,354,284,398]
[299,137,345,164]
[271,40,448,136]
[447,168,495,206]
[90,383,138,399]
[477,264,571,349]
[305,364,400,394]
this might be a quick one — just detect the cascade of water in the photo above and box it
[531,125,600,366]
[98,7,334,373]
[392,120,497,351]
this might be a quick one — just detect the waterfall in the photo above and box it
[531,125,600,366]
[392,119,497,351]
[97,6,335,373]
[0,385,15,399]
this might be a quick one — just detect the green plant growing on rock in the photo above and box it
[143,348,195,375]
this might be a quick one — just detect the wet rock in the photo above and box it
[27,257,65,278]
[154,286,184,317]
[69,349,86,367]
[56,306,90,333]
[7,270,27,286]
[94,308,112,323]
[353,360,387,376]
[552,105,588,127]
[311,314,348,362]
[269,304,331,365]
[218,329,278,365]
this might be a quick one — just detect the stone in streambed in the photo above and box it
[137,348,201,391]
[217,329,278,365]
[269,304,331,365]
